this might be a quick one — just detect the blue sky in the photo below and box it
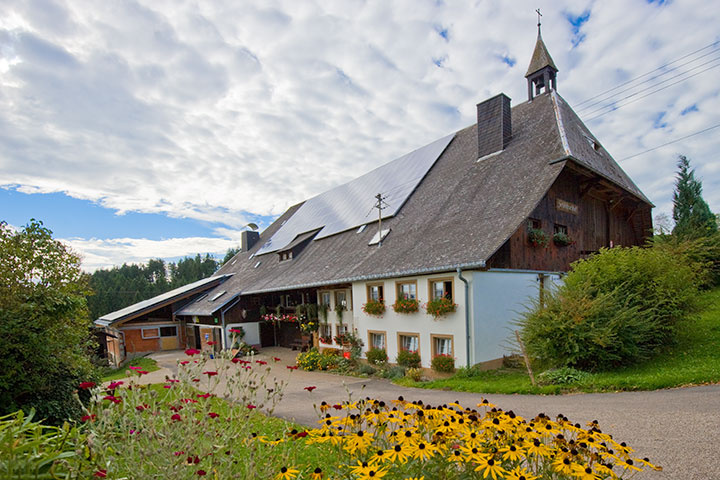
[1,0,718,270]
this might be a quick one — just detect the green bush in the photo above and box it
[405,367,423,381]
[357,363,377,376]
[537,367,592,386]
[376,365,406,379]
[366,348,388,365]
[521,246,699,371]
[652,234,720,288]
[318,354,338,371]
[396,350,421,369]
[296,348,323,371]
[431,354,455,373]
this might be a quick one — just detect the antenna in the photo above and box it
[373,193,389,247]
[536,8,542,35]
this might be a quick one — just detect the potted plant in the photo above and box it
[362,299,386,317]
[553,231,573,246]
[392,297,419,314]
[334,302,345,323]
[528,228,548,247]
[425,297,457,319]
[319,335,332,344]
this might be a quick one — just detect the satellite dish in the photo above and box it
[246,223,259,231]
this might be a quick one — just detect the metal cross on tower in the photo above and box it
[536,8,542,35]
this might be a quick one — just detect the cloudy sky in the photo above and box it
[1,0,718,271]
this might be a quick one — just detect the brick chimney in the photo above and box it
[240,230,260,252]
[476,93,512,159]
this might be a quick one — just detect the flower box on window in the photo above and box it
[528,228,549,247]
[362,299,386,317]
[392,297,419,314]
[553,231,573,246]
[425,297,457,319]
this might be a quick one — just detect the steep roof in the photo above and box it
[95,274,232,326]
[525,34,558,77]
[178,92,591,316]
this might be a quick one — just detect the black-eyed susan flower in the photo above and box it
[309,467,323,479]
[274,466,299,480]
[505,466,539,480]
[474,457,506,479]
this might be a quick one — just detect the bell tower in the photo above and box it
[525,11,558,101]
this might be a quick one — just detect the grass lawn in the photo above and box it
[101,356,160,382]
[401,287,720,394]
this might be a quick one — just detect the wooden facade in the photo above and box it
[487,165,652,272]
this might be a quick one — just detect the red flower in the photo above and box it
[138,370,149,375]
[103,395,121,404]
[286,365,298,370]
[231,358,241,364]
[81,414,96,422]
[296,431,308,438]
[304,386,317,392]
[174,451,185,456]
[181,398,198,404]
[208,412,219,418]
[179,360,190,365]
[185,348,201,356]
[192,378,200,382]
[256,360,267,365]
[107,381,123,390]
[78,381,96,389]
[229,328,243,333]
[163,385,172,389]
[272,357,281,362]
[128,366,141,370]
[135,405,147,411]
[333,404,343,410]
[167,379,180,383]
[169,405,183,412]
[207,341,217,345]
[197,470,207,476]
[94,469,107,477]
[246,404,257,409]
[197,393,211,399]
[171,414,182,421]
[203,371,218,377]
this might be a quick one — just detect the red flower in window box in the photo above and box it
[392,297,419,314]
[425,297,457,319]
[362,299,386,317]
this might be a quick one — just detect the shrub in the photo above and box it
[362,299,386,317]
[392,297,419,313]
[318,354,338,371]
[296,348,323,371]
[520,246,699,371]
[425,297,457,318]
[396,350,421,369]
[357,363,377,376]
[376,365,406,379]
[366,348,388,365]
[405,367,423,381]
[652,234,720,288]
[431,354,455,373]
[537,367,592,386]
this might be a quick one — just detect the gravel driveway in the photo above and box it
[148,348,720,480]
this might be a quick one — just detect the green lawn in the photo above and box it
[100,356,160,382]
[402,287,720,394]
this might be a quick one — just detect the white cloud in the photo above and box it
[1,0,718,250]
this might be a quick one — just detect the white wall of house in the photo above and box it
[352,272,469,369]
[470,270,562,363]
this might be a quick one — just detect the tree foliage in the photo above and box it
[222,246,241,266]
[672,155,717,238]
[0,220,97,424]
[87,254,219,320]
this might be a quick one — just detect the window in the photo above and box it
[335,290,347,310]
[368,331,386,349]
[431,334,453,357]
[141,327,159,339]
[279,251,293,261]
[319,323,332,338]
[320,291,331,306]
[553,224,568,235]
[336,324,349,336]
[367,283,384,302]
[398,333,419,353]
[429,278,454,301]
[528,218,541,230]
[396,280,417,300]
[160,326,178,337]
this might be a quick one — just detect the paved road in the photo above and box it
[147,349,720,480]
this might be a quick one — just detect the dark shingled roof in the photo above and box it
[177,92,650,317]
[525,33,558,77]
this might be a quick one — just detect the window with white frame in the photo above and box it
[319,323,332,339]
[432,335,453,357]
[398,333,419,353]
[335,290,347,310]
[336,324,349,336]
[369,331,386,349]
[321,292,331,306]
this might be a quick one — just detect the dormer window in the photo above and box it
[584,134,601,152]
[279,251,293,262]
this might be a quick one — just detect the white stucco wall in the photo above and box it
[352,272,468,369]
[470,270,562,363]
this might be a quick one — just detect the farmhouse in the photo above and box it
[98,33,652,368]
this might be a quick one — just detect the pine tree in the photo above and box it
[672,155,717,238]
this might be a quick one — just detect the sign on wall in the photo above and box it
[556,199,578,215]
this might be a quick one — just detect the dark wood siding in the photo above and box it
[487,166,652,272]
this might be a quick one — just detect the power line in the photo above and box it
[574,40,720,107]
[576,51,720,113]
[584,62,720,121]
[619,123,720,162]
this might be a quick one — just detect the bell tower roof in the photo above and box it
[525,32,558,77]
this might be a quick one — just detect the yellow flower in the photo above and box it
[499,443,524,462]
[617,458,642,472]
[572,464,602,480]
[310,467,324,479]
[473,457,506,480]
[637,457,663,471]
[274,466,299,480]
[551,455,574,476]
[525,439,552,458]
[344,430,374,455]
[410,441,437,461]
[505,466,538,480]
[355,467,388,480]
[384,443,412,464]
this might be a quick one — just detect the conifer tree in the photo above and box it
[672,155,717,238]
